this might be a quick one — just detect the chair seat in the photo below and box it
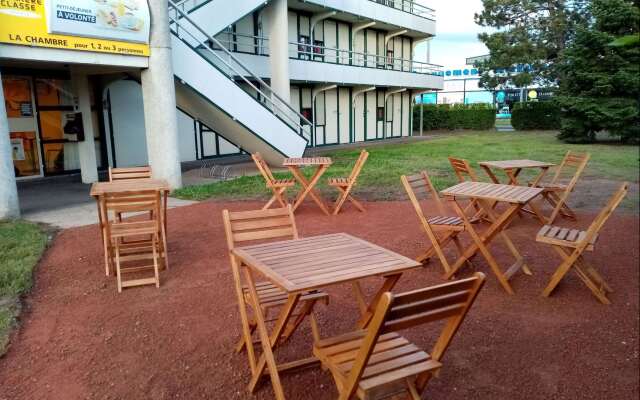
[109,220,158,238]
[329,177,351,187]
[535,182,568,191]
[536,225,598,251]
[268,178,296,188]
[314,331,442,398]
[427,216,464,228]
[242,281,328,309]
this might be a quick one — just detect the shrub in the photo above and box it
[412,103,496,131]
[511,101,561,130]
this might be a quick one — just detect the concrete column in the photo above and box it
[267,0,290,103]
[141,0,182,189]
[71,72,99,183]
[0,71,20,219]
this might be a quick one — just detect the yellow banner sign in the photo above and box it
[0,0,150,56]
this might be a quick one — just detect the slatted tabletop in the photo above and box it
[478,159,554,170]
[282,157,333,166]
[441,181,543,204]
[232,233,421,293]
[90,179,170,196]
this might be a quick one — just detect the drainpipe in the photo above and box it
[412,89,430,136]
[0,70,20,219]
[351,21,376,65]
[310,11,336,44]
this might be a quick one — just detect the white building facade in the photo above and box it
[0,0,442,218]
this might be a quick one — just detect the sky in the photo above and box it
[416,0,490,68]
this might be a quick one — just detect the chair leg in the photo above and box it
[542,246,579,297]
[235,319,257,353]
[332,186,351,215]
[406,378,422,400]
[115,241,123,293]
[577,257,613,293]
[152,234,160,288]
[347,194,365,212]
[281,298,319,342]
[573,263,611,304]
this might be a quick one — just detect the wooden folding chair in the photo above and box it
[252,153,296,210]
[448,157,479,183]
[109,166,152,181]
[222,206,329,370]
[314,272,485,400]
[103,190,167,292]
[401,171,474,276]
[537,182,628,304]
[448,156,487,220]
[530,151,590,224]
[328,150,369,215]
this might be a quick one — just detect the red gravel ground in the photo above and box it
[0,200,638,400]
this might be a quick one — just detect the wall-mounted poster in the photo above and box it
[0,0,150,56]
[11,138,25,161]
[46,0,150,44]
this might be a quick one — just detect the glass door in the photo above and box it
[35,78,80,175]
[3,76,43,179]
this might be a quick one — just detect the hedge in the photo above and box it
[511,101,561,130]
[412,103,496,131]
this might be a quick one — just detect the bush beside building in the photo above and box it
[511,101,561,130]
[413,104,496,131]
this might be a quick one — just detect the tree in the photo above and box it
[474,0,589,89]
[556,0,639,143]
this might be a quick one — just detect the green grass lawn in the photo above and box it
[174,131,639,203]
[0,220,48,353]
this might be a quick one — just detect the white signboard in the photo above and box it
[11,138,25,161]
[46,0,150,44]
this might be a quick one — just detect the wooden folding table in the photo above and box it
[441,181,543,294]
[231,232,421,400]
[479,159,554,186]
[90,179,169,276]
[283,157,332,215]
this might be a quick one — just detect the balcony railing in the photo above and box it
[369,0,436,20]
[210,32,443,76]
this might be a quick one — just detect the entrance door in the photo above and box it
[3,76,43,179]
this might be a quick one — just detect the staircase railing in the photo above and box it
[167,0,312,143]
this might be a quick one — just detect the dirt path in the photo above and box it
[0,200,638,400]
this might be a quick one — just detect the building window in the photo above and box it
[301,107,312,124]
[298,35,311,60]
[377,107,385,121]
[313,40,324,61]
[386,49,394,68]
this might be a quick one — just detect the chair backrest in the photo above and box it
[550,151,590,191]
[251,152,277,185]
[401,171,446,217]
[448,157,478,182]
[222,205,298,251]
[102,190,162,237]
[109,166,152,181]
[347,150,369,183]
[342,273,486,397]
[581,182,628,247]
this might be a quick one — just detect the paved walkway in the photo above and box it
[18,175,196,229]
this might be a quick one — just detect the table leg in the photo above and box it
[96,196,111,276]
[447,200,522,294]
[477,199,532,276]
[356,274,402,329]
[530,167,550,187]
[289,165,331,215]
[243,268,299,399]
[481,165,501,184]
[505,168,522,185]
